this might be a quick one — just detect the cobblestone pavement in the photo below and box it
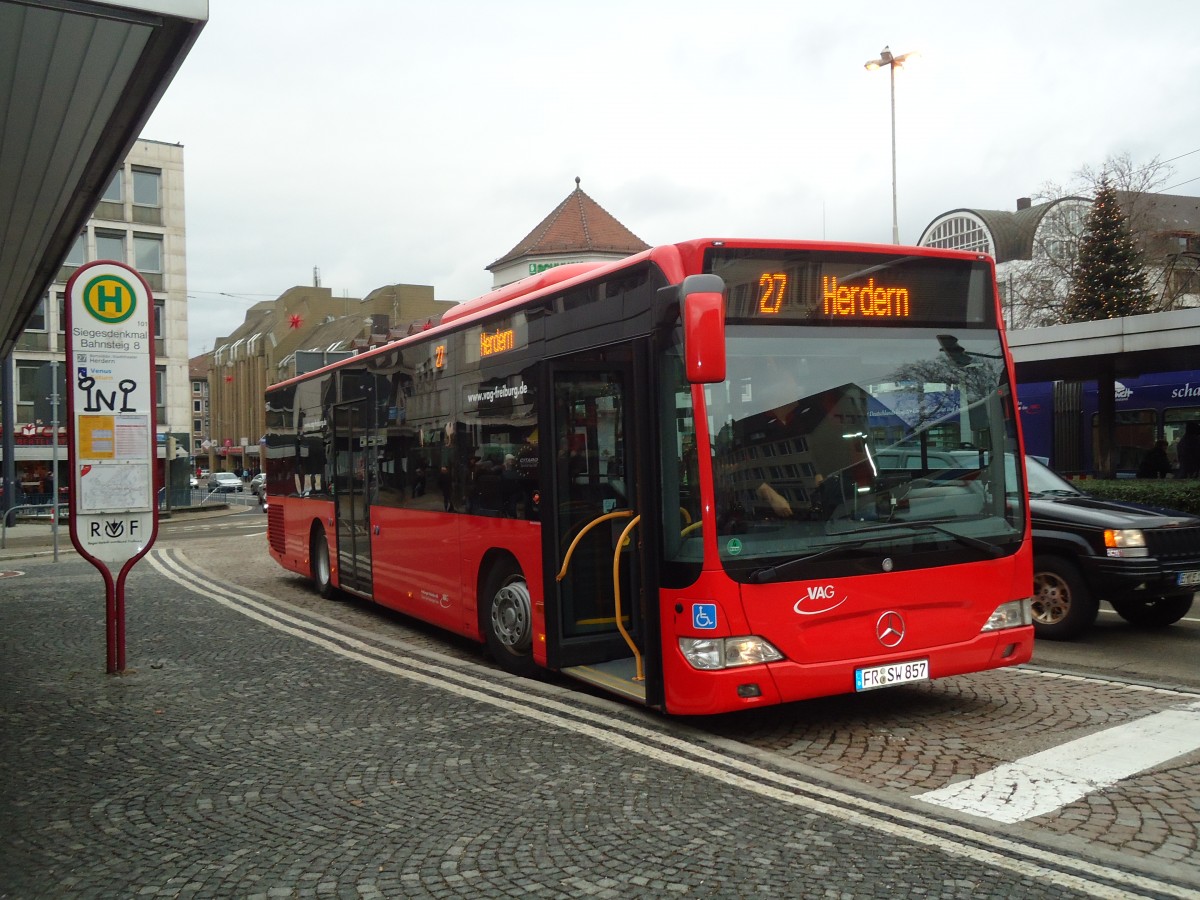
[2,511,1198,898]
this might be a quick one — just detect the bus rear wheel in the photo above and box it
[1110,595,1193,628]
[482,562,537,677]
[311,528,335,599]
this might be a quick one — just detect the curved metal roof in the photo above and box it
[919,197,1090,263]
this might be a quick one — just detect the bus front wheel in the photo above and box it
[482,562,537,677]
[311,528,335,599]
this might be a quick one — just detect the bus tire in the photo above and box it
[1110,595,1193,628]
[1031,555,1097,640]
[311,526,336,600]
[481,561,537,677]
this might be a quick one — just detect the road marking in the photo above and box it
[918,700,1200,823]
[146,547,1200,899]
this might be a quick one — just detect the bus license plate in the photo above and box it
[855,659,929,692]
[1179,571,1200,587]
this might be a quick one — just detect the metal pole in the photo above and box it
[889,62,899,245]
[2,353,16,527]
[50,358,60,560]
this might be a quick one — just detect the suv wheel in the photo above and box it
[1031,555,1098,640]
[1109,595,1193,628]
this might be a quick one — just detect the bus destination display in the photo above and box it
[707,249,993,326]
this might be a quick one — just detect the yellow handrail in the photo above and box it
[555,509,633,582]
[612,514,644,681]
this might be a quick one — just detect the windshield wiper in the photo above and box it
[747,520,1007,583]
[900,521,1005,556]
[747,533,906,583]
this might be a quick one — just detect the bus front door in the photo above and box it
[549,362,649,704]
[331,401,373,595]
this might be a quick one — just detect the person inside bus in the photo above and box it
[1137,439,1172,479]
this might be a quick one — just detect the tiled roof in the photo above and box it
[487,178,650,271]
[189,353,212,379]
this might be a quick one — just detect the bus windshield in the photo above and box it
[705,327,1025,581]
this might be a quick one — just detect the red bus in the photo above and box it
[263,239,1033,715]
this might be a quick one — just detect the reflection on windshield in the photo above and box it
[706,328,1024,576]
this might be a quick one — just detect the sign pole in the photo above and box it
[64,261,159,674]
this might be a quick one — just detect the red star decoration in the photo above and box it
[225,375,234,383]
[289,314,303,329]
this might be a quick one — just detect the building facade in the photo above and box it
[486,178,649,288]
[2,138,189,499]
[919,193,1200,329]
[205,284,455,474]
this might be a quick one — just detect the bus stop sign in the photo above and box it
[65,260,159,672]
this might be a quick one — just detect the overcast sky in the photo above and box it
[142,1,1200,357]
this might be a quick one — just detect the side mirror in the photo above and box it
[681,274,726,384]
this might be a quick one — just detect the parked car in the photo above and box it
[207,472,244,493]
[249,472,265,495]
[189,475,200,488]
[1023,456,1200,639]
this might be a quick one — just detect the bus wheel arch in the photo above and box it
[478,553,538,677]
[1031,554,1096,640]
[309,522,336,600]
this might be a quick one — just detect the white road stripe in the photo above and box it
[918,701,1200,823]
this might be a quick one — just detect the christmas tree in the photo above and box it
[1063,179,1152,322]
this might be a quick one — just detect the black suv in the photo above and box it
[1024,456,1200,640]
[875,448,1200,640]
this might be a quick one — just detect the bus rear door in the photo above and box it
[330,399,373,595]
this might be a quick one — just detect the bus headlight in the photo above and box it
[1104,529,1147,557]
[981,598,1032,632]
[679,636,784,670]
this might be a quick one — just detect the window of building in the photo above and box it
[134,233,163,273]
[16,362,42,422]
[154,299,165,339]
[193,419,203,434]
[26,297,46,332]
[101,171,122,203]
[923,215,993,255]
[132,167,161,207]
[193,399,202,413]
[156,367,167,424]
[64,233,86,266]
[56,292,66,334]
[95,230,125,263]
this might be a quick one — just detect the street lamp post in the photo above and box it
[865,46,916,245]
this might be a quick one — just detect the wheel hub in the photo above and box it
[491,579,532,652]
[1032,573,1069,625]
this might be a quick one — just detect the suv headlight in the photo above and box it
[679,636,784,670]
[1104,529,1148,557]
[981,598,1032,632]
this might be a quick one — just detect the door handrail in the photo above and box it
[554,508,644,682]
[555,509,633,582]
[611,514,644,682]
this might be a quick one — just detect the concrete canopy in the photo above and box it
[0,0,206,358]
[1008,307,1200,383]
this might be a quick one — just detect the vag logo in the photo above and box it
[793,584,848,616]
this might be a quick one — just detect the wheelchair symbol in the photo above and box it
[692,603,718,630]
